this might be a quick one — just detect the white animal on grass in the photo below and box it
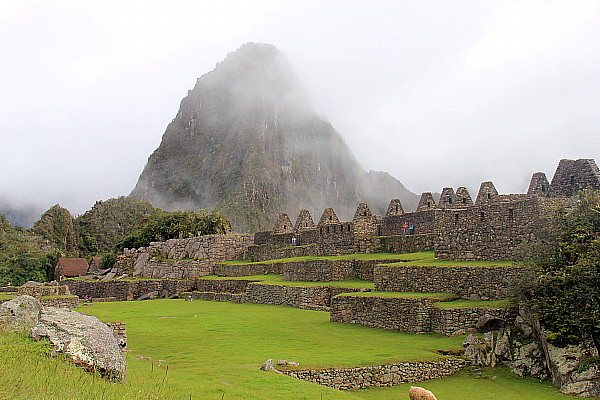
[408,386,438,400]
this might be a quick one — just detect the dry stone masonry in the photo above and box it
[283,359,467,390]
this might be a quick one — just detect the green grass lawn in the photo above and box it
[199,274,375,289]
[82,299,464,399]
[0,299,586,399]
[354,365,578,400]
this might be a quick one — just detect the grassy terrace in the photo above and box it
[335,291,457,300]
[219,251,520,267]
[199,274,375,289]
[218,251,430,266]
[0,299,584,400]
[434,299,517,309]
[380,252,519,267]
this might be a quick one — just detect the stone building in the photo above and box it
[54,258,89,280]
[252,159,600,261]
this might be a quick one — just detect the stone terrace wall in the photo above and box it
[430,306,518,336]
[139,260,213,279]
[435,198,565,261]
[62,279,194,301]
[330,296,437,333]
[244,283,360,311]
[371,234,434,254]
[184,291,245,303]
[212,263,283,277]
[247,243,319,262]
[17,285,70,297]
[145,234,253,260]
[283,359,466,390]
[374,265,524,300]
[330,294,518,336]
[120,234,254,279]
[193,279,257,294]
[40,297,81,308]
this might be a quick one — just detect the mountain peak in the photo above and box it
[131,45,417,232]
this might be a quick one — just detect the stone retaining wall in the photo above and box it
[330,296,436,333]
[139,259,213,279]
[194,279,257,294]
[371,234,434,254]
[330,294,518,336]
[119,234,254,278]
[106,322,127,349]
[247,243,319,262]
[40,297,80,308]
[212,263,283,277]
[183,291,245,303]
[374,265,524,300]
[283,358,467,390]
[17,285,70,298]
[430,306,518,336]
[244,283,360,311]
[62,279,194,301]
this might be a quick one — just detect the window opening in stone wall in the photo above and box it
[320,227,323,234]
[427,201,431,207]
[347,224,351,232]
[329,216,332,221]
[327,226,330,234]
[541,185,546,192]
[363,211,368,216]
[570,176,575,184]
[487,193,491,200]
[395,206,399,212]
[480,212,485,221]
[508,208,514,221]
[454,214,459,223]
[462,198,467,204]
[283,225,286,230]
[449,198,453,204]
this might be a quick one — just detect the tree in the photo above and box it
[522,190,600,345]
[115,209,233,251]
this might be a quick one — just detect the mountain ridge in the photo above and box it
[131,43,418,232]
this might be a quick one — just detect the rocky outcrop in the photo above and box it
[546,339,600,397]
[0,295,41,332]
[31,306,126,382]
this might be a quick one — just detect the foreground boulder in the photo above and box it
[31,307,126,382]
[0,295,41,332]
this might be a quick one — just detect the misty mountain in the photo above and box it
[131,43,418,232]
[0,200,44,229]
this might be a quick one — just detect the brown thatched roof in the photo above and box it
[56,258,89,277]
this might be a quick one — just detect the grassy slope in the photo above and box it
[355,366,577,400]
[0,299,585,399]
[0,332,171,400]
[83,299,464,399]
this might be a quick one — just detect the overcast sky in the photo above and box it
[1,0,599,220]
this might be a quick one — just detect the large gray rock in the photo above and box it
[30,307,126,382]
[0,295,41,332]
[545,339,600,397]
